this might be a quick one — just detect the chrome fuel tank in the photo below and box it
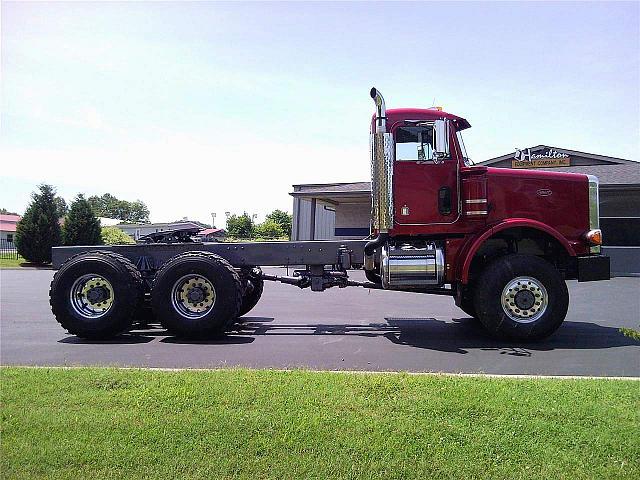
[381,243,445,289]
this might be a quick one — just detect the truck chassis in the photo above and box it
[48,88,610,342]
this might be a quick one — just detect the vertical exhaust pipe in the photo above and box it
[365,87,393,283]
[370,87,387,133]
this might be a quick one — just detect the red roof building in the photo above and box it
[0,214,20,243]
[0,214,20,233]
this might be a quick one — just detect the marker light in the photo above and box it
[585,229,602,246]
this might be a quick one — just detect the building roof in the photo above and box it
[291,182,372,197]
[478,145,639,186]
[198,228,225,236]
[0,214,20,233]
[481,145,636,166]
[514,164,640,186]
[98,217,122,227]
[0,222,18,233]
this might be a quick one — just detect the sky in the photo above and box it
[1,1,638,225]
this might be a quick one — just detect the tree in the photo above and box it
[265,209,292,238]
[0,208,19,215]
[54,196,68,218]
[101,226,135,245]
[62,195,102,246]
[255,219,285,239]
[87,193,150,223]
[226,213,254,238]
[15,184,62,264]
[127,200,150,223]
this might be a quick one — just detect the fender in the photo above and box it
[457,218,577,284]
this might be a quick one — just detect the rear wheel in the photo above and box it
[151,252,242,338]
[238,268,264,318]
[49,251,143,339]
[473,254,569,341]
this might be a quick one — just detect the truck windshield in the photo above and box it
[456,130,470,165]
[395,126,434,162]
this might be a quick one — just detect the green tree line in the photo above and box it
[226,210,292,239]
[87,193,150,223]
[14,185,140,264]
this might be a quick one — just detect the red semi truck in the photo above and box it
[49,88,610,341]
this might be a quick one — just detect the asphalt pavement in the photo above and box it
[1,268,639,376]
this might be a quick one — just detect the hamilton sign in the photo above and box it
[512,147,570,168]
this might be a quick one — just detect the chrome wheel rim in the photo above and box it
[170,274,216,319]
[69,274,114,319]
[501,276,548,323]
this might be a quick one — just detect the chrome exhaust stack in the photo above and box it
[369,87,394,233]
[365,87,394,283]
[370,87,387,133]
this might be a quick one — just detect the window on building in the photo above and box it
[6,234,13,243]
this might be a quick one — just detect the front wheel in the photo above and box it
[473,254,569,341]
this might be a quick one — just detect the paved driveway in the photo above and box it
[1,268,639,376]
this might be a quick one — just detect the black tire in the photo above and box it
[458,299,477,319]
[473,254,569,341]
[49,251,143,339]
[457,283,477,318]
[238,268,264,318]
[151,252,242,338]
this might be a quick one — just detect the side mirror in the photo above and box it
[433,119,450,161]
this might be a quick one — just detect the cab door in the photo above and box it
[392,122,459,225]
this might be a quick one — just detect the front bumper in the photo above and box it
[577,255,610,282]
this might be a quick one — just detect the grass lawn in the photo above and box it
[0,256,26,268]
[1,368,638,479]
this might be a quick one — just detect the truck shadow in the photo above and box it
[58,334,156,345]
[59,316,639,354]
[230,316,640,355]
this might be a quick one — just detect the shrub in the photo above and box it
[101,226,135,245]
[63,195,102,246]
[226,213,254,238]
[15,184,62,264]
[265,209,292,238]
[255,219,285,239]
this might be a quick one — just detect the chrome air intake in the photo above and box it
[370,88,394,232]
[381,243,445,289]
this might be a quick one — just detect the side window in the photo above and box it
[395,126,434,162]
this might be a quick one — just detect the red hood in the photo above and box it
[485,166,589,184]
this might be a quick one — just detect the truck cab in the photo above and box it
[366,88,609,339]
